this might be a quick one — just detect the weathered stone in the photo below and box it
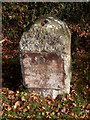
[20,16,71,98]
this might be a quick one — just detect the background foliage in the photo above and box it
[1,2,90,119]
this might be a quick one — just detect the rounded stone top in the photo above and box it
[20,16,71,55]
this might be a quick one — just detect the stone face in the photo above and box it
[20,16,71,98]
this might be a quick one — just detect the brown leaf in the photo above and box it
[27,106,30,110]
[87,104,90,109]
[42,112,45,116]
[42,106,46,110]
[14,101,20,109]
[15,93,19,97]
[0,111,3,117]
[55,108,59,112]
[8,95,15,100]
[23,108,28,112]
[18,107,23,112]
[8,90,14,95]
[7,106,12,111]
[46,111,50,116]
[61,107,66,113]
[73,103,77,107]
[16,91,20,94]
[21,96,26,101]
[80,114,86,119]
[88,88,90,92]
[2,87,7,94]
[70,112,74,116]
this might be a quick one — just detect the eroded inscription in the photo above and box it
[22,52,65,89]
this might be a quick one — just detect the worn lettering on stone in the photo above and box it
[20,16,71,98]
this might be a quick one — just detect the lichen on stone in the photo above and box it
[20,16,71,98]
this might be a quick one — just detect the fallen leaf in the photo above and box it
[23,108,28,112]
[73,103,77,107]
[46,111,50,116]
[27,105,30,109]
[21,96,26,101]
[16,91,20,94]
[61,107,66,113]
[2,88,8,94]
[7,106,11,111]
[0,111,3,117]
[14,101,20,109]
[87,104,90,109]
[8,90,14,95]
[42,112,45,116]
[80,114,86,118]
[8,95,15,100]
[42,106,46,110]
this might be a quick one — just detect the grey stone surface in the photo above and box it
[20,16,71,98]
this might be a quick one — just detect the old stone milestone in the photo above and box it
[20,16,71,98]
